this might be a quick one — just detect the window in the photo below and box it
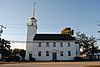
[60,42,63,47]
[76,52,78,55]
[60,51,63,56]
[38,42,41,47]
[53,42,56,47]
[46,51,49,56]
[68,42,70,47]
[38,51,41,56]
[46,42,49,47]
[68,51,71,56]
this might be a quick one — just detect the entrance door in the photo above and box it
[29,54,32,60]
[52,53,57,61]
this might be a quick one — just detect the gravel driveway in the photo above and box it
[0,62,100,67]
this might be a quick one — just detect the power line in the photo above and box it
[2,33,27,35]
[7,40,38,43]
[2,32,98,35]
[7,26,60,28]
[8,39,100,43]
[5,25,65,28]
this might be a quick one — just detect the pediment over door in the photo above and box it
[50,49,59,53]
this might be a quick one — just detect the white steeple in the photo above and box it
[27,2,37,27]
[26,2,37,60]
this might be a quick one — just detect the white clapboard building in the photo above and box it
[25,9,80,61]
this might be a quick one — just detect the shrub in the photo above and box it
[74,56,83,60]
[29,57,36,61]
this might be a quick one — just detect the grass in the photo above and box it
[85,65,100,67]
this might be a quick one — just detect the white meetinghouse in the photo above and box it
[25,5,80,61]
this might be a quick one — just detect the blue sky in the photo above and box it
[0,0,100,49]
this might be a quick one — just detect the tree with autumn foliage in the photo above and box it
[61,27,74,36]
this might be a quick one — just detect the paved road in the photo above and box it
[0,62,100,67]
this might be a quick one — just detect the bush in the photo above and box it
[0,59,5,62]
[29,57,36,61]
[5,58,10,62]
[74,56,83,60]
[20,58,29,62]
[15,56,20,62]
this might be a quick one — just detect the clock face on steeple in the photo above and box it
[27,17,37,26]
[27,21,33,26]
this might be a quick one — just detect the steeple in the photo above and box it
[27,2,37,26]
[26,2,37,60]
[31,2,36,19]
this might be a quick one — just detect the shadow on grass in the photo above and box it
[85,65,100,67]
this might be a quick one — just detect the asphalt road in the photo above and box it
[0,62,100,67]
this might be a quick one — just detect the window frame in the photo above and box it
[53,42,56,47]
[46,42,49,47]
[60,51,63,56]
[38,51,41,56]
[68,51,71,56]
[68,42,70,47]
[60,42,63,47]
[38,42,41,47]
[76,51,78,55]
[46,51,49,56]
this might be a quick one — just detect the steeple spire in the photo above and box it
[33,2,36,18]
[28,2,37,26]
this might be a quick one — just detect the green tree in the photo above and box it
[12,48,26,58]
[76,32,98,55]
[61,27,74,36]
[0,38,11,59]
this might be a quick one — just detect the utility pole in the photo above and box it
[98,24,100,33]
[0,25,6,36]
[97,24,100,41]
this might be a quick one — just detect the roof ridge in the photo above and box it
[33,34,75,40]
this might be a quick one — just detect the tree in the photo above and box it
[76,32,98,55]
[0,38,11,59]
[11,48,26,59]
[61,27,74,36]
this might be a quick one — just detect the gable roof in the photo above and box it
[33,34,76,40]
